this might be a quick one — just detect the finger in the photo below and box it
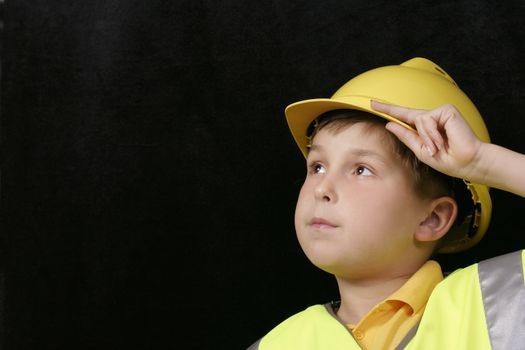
[416,119,439,156]
[371,100,424,124]
[413,118,438,156]
[419,114,445,151]
[385,122,434,158]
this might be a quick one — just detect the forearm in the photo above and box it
[473,143,525,197]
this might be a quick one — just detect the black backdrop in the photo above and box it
[3,1,525,349]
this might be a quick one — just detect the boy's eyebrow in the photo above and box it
[347,148,389,162]
[308,144,322,153]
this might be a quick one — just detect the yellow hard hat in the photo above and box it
[285,57,491,253]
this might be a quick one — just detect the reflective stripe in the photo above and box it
[478,250,525,350]
[246,338,261,350]
[394,321,419,350]
[324,302,358,342]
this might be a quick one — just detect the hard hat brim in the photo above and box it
[285,96,415,158]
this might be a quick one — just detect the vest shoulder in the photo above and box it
[435,261,477,291]
[262,304,328,339]
[259,304,359,350]
[410,250,525,349]
[430,250,525,301]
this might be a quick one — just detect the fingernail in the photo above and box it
[426,145,434,156]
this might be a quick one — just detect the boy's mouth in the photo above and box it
[310,217,337,229]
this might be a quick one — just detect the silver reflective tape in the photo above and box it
[246,338,261,350]
[394,321,420,350]
[478,250,525,350]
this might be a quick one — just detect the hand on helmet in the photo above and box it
[371,101,484,181]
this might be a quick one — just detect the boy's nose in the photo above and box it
[314,178,336,203]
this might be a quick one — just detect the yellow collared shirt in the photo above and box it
[345,261,443,350]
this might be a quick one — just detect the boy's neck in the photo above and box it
[334,272,414,325]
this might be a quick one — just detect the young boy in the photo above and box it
[248,58,525,349]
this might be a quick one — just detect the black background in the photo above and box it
[3,1,525,349]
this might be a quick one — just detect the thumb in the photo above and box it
[385,122,434,158]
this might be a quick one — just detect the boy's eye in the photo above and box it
[311,163,326,174]
[356,166,373,176]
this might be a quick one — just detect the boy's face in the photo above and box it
[294,122,432,279]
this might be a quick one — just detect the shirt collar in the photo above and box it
[385,260,443,315]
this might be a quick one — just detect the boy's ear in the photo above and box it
[415,196,458,243]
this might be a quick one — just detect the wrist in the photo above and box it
[464,141,493,185]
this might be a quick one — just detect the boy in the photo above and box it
[248,58,525,349]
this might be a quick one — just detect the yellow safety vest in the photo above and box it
[248,250,525,350]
